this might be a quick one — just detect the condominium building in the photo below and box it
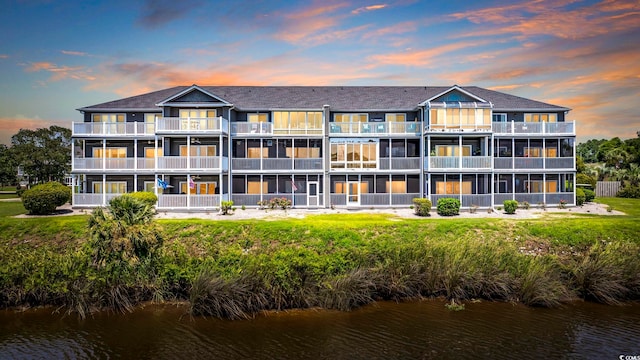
[71,85,576,210]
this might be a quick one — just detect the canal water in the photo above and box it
[1,300,639,359]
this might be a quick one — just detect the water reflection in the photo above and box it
[1,300,639,359]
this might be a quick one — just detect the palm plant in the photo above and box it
[87,195,162,269]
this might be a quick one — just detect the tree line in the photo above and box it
[577,132,640,198]
[0,126,71,187]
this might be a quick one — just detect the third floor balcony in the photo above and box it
[329,122,420,136]
[492,121,575,135]
[156,117,229,135]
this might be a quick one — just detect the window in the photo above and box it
[247,175,266,194]
[144,182,155,192]
[387,175,406,193]
[179,110,217,130]
[145,147,163,158]
[93,181,126,194]
[335,114,368,123]
[93,147,127,158]
[435,181,472,194]
[293,139,321,158]
[92,114,124,123]
[273,111,323,133]
[492,113,507,122]
[248,114,268,123]
[435,145,471,156]
[179,109,217,118]
[247,140,266,158]
[385,113,406,122]
[180,181,217,195]
[430,107,491,129]
[331,140,378,169]
[524,147,543,157]
[144,114,159,133]
[525,113,558,122]
[179,145,216,157]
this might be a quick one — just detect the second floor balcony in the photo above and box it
[158,156,229,171]
[232,158,323,171]
[426,156,493,171]
[493,157,574,170]
[329,122,420,136]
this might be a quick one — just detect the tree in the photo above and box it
[0,144,17,186]
[11,125,71,185]
[577,139,606,163]
[597,137,623,163]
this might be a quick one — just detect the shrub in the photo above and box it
[220,200,234,215]
[437,198,460,216]
[503,200,518,214]
[582,188,595,202]
[559,200,567,209]
[576,173,596,189]
[576,188,586,206]
[617,185,640,198]
[21,181,71,215]
[521,201,530,210]
[121,192,157,207]
[412,198,432,217]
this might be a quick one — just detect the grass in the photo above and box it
[0,194,19,199]
[0,197,639,318]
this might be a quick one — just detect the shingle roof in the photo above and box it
[78,85,569,112]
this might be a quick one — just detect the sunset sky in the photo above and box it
[1,0,639,145]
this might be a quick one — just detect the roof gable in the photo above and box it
[156,85,231,106]
[423,86,487,104]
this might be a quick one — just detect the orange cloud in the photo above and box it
[352,4,387,14]
[451,0,640,41]
[24,61,96,82]
[368,41,489,67]
[271,1,373,45]
[0,116,70,145]
[362,21,417,39]
[0,54,8,59]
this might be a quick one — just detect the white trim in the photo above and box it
[155,85,232,106]
[420,85,487,105]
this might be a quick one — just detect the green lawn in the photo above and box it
[0,194,19,200]
[0,197,639,316]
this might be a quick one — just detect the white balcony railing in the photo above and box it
[424,124,492,133]
[329,122,420,135]
[72,193,123,206]
[157,156,227,171]
[494,157,573,170]
[492,121,575,135]
[231,122,273,135]
[428,156,491,169]
[157,194,221,209]
[72,122,156,137]
[378,158,421,170]
[156,117,229,134]
[231,158,323,171]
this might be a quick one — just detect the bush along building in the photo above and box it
[71,85,576,210]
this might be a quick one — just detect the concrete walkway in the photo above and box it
[15,201,621,220]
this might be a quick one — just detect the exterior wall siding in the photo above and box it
[72,86,576,210]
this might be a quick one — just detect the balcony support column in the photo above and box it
[102,174,106,206]
[134,139,138,170]
[187,136,191,171]
[459,135,462,170]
